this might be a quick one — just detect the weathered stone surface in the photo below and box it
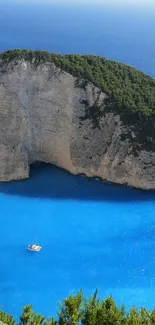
[0,59,155,189]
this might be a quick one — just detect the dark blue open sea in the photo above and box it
[1,1,155,318]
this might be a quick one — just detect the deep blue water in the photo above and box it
[0,2,155,77]
[1,1,155,318]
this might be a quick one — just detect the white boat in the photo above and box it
[27,244,42,252]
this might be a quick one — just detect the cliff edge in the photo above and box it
[0,50,155,189]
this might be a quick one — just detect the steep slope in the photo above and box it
[0,50,155,189]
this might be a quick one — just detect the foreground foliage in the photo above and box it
[1,290,155,325]
[1,49,155,116]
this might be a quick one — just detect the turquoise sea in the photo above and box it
[1,0,155,318]
[1,164,155,317]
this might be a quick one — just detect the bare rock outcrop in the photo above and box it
[0,59,155,189]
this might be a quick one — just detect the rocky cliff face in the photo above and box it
[0,58,155,189]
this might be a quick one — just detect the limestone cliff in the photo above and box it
[0,55,155,189]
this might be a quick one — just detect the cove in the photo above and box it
[0,163,155,318]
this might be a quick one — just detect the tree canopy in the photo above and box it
[0,290,155,325]
[1,49,155,116]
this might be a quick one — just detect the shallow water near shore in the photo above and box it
[0,163,155,317]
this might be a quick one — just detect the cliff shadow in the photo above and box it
[0,163,154,203]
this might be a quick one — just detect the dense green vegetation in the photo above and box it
[1,290,155,325]
[1,49,155,116]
